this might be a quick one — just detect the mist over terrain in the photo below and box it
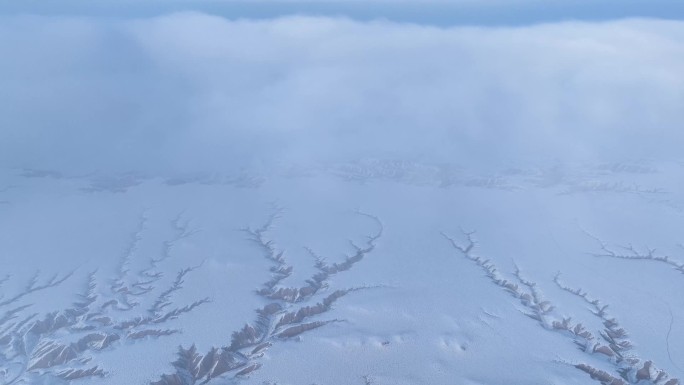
[2,13,684,175]
[2,3,684,385]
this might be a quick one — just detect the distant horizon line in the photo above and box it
[2,0,684,27]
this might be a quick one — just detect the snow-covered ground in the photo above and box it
[1,159,683,385]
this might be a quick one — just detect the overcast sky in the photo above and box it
[1,2,683,175]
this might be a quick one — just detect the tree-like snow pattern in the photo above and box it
[443,231,680,385]
[0,214,208,384]
[152,210,383,385]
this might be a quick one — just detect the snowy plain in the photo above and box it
[2,7,684,385]
[2,159,684,385]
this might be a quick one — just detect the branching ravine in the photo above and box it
[443,231,680,385]
[553,273,635,359]
[0,271,75,309]
[665,305,683,374]
[0,214,207,385]
[152,210,384,385]
[587,233,684,376]
[591,238,684,276]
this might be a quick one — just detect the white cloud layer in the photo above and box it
[1,13,684,174]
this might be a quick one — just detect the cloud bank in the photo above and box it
[1,13,683,174]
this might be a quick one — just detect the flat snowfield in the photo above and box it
[1,160,683,385]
